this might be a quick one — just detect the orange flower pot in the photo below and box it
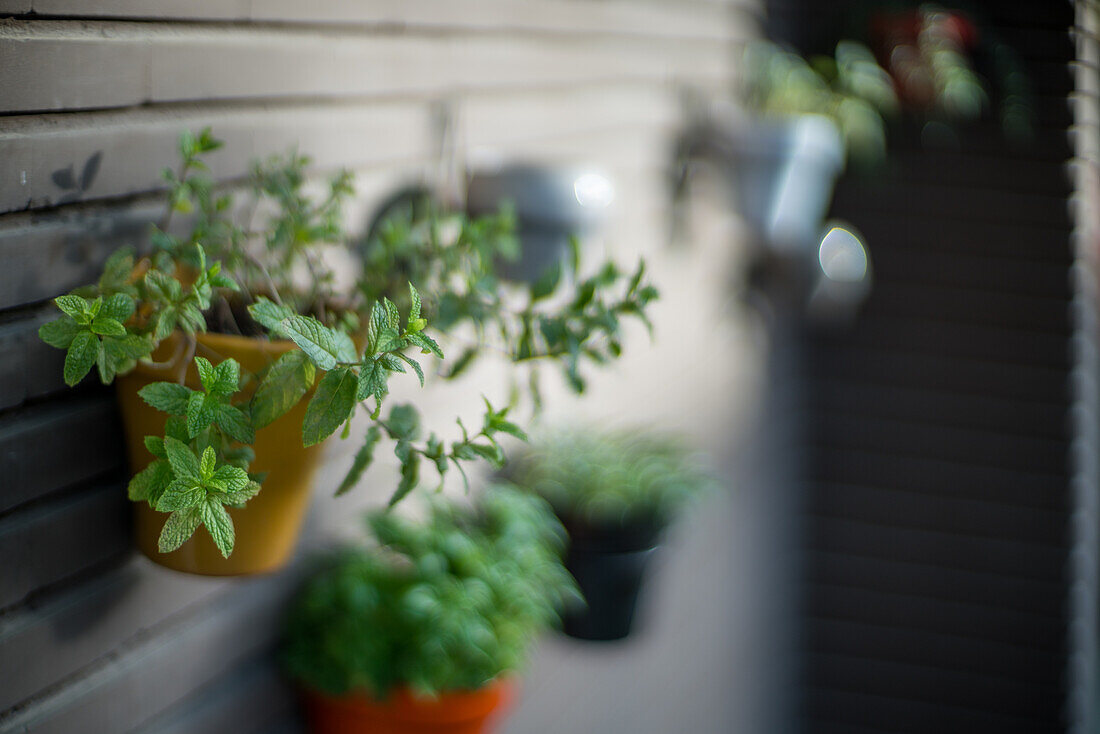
[116,331,323,576]
[302,680,516,734]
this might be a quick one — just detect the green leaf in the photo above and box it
[164,436,200,480]
[335,425,382,496]
[215,404,255,444]
[186,391,217,437]
[102,293,136,323]
[54,294,88,319]
[302,367,357,447]
[468,442,505,467]
[158,506,202,553]
[38,317,81,349]
[387,452,420,507]
[199,499,235,558]
[209,358,241,397]
[386,404,420,441]
[383,298,400,329]
[250,351,315,429]
[356,359,388,402]
[210,464,250,493]
[63,331,99,386]
[139,382,193,415]
[156,478,205,512]
[492,420,528,441]
[396,353,425,386]
[194,357,216,392]
[199,446,216,479]
[409,283,422,321]
[281,315,342,371]
[127,460,173,503]
[223,480,260,507]
[443,348,477,379]
[89,315,125,338]
[367,302,387,354]
[248,297,295,339]
[530,260,562,301]
[144,435,167,458]
[406,331,443,359]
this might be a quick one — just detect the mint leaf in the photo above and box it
[128,460,173,504]
[530,260,562,301]
[406,331,443,359]
[139,382,193,415]
[90,316,126,337]
[335,425,382,496]
[209,358,241,397]
[409,283,422,321]
[302,367,357,447]
[248,297,295,339]
[156,478,205,511]
[194,357,216,392]
[63,331,98,386]
[215,404,254,444]
[210,464,250,493]
[383,298,400,330]
[54,294,88,319]
[396,353,425,386]
[159,506,202,553]
[356,359,388,402]
[223,480,260,507]
[186,391,217,437]
[199,499,235,558]
[39,317,81,349]
[102,293,136,323]
[144,435,167,458]
[386,404,420,441]
[387,452,420,507]
[163,437,200,480]
[281,315,343,371]
[250,350,315,429]
[200,446,216,480]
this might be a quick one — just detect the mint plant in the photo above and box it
[38,129,657,559]
[281,484,578,697]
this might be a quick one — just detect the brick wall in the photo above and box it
[0,3,757,732]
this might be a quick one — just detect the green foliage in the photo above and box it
[744,40,898,164]
[38,129,660,558]
[507,428,715,528]
[281,485,579,698]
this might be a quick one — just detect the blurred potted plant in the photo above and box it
[507,429,713,640]
[37,130,657,576]
[281,484,578,734]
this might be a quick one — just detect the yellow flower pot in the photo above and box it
[116,332,322,576]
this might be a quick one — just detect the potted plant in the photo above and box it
[506,429,713,641]
[37,129,657,576]
[281,484,578,734]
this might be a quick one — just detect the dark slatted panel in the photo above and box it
[763,1,1078,731]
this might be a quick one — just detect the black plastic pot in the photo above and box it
[559,515,663,641]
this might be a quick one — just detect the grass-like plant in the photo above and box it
[506,429,714,530]
[38,129,657,558]
[281,484,578,697]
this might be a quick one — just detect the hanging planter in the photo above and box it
[116,332,322,575]
[38,129,658,577]
[507,429,714,641]
[282,486,576,733]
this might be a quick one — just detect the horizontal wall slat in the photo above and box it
[0,21,727,115]
[807,378,1068,439]
[0,394,124,513]
[130,656,295,734]
[0,574,292,734]
[804,482,1067,548]
[807,446,1068,512]
[0,558,227,713]
[805,517,1067,582]
[0,480,129,609]
[0,83,677,214]
[0,309,68,409]
[805,551,1065,618]
[4,0,745,41]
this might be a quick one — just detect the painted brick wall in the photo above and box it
[0,3,757,732]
